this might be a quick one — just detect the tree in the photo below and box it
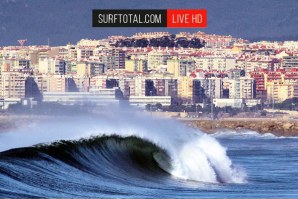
[260,111,267,116]
[155,103,162,110]
[113,35,205,49]
[145,104,151,111]
[270,97,298,111]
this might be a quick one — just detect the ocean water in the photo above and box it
[0,113,297,198]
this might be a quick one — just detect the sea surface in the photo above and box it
[0,114,297,198]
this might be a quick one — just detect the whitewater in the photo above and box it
[0,111,298,198]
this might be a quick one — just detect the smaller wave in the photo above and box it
[211,130,285,139]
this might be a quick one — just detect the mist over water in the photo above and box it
[0,110,245,184]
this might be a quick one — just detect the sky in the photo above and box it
[0,0,297,46]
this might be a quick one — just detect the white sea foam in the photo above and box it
[212,130,263,138]
[211,129,297,139]
[0,111,247,183]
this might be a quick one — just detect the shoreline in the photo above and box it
[0,114,297,137]
[181,118,298,137]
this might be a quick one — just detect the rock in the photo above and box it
[184,119,298,137]
[283,123,293,130]
[180,112,187,118]
[261,127,269,132]
[235,125,244,130]
[268,125,276,130]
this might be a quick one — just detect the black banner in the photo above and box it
[92,9,167,27]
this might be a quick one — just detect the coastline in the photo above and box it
[0,114,297,137]
[182,118,298,137]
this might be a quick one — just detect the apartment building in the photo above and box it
[194,57,236,71]
[46,75,79,92]
[77,61,105,77]
[250,68,298,101]
[203,78,223,100]
[249,70,267,99]
[118,77,133,98]
[283,56,298,69]
[38,58,66,75]
[266,82,297,103]
[1,59,30,72]
[148,51,171,70]
[89,76,108,90]
[224,77,254,99]
[125,59,147,72]
[164,78,178,97]
[77,48,94,60]
[132,76,146,96]
[192,79,205,103]
[102,49,125,70]
[240,77,255,99]
[167,59,195,77]
[177,76,193,103]
[0,72,27,99]
[67,45,77,60]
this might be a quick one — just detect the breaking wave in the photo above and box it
[0,112,246,197]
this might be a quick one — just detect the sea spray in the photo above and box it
[169,134,247,183]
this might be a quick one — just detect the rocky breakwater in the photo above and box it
[184,118,298,137]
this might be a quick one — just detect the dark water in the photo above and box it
[0,130,297,198]
[215,132,298,198]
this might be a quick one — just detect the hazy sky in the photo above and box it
[0,0,297,46]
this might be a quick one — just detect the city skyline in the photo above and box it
[0,30,297,112]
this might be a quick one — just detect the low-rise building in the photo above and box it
[129,96,171,107]
[213,98,243,108]
[43,88,121,106]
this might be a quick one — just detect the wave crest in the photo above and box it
[1,134,246,184]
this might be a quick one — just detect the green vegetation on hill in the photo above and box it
[113,35,205,48]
